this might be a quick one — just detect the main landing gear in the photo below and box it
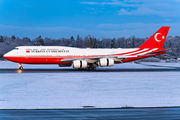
[19,63,23,70]
[78,67,96,70]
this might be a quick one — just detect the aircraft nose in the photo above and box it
[3,53,10,59]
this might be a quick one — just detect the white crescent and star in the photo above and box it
[154,33,165,42]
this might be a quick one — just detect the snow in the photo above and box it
[0,61,180,109]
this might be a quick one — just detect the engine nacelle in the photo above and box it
[73,60,88,68]
[99,58,114,67]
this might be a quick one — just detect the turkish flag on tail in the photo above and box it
[139,26,170,49]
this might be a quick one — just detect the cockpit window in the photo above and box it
[13,48,19,50]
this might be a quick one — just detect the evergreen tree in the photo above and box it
[77,35,80,40]
[32,35,44,46]
[70,36,75,47]
[0,36,3,42]
[11,35,16,40]
[111,38,115,48]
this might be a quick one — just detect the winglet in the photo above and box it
[139,26,170,48]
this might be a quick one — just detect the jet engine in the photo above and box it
[73,60,88,68]
[99,58,114,67]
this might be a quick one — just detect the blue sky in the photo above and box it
[0,0,180,39]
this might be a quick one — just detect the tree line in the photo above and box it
[0,35,180,60]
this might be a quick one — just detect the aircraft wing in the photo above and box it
[61,55,138,63]
[61,50,166,63]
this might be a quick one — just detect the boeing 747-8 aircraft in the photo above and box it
[3,26,170,70]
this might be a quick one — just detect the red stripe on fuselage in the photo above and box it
[116,50,166,63]
[4,55,107,64]
[4,56,65,64]
[113,48,140,56]
[128,48,150,56]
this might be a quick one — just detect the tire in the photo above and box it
[19,66,23,70]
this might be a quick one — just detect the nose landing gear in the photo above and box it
[19,63,23,70]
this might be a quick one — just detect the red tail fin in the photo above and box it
[139,26,170,48]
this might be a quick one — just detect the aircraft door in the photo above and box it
[56,51,60,62]
[82,53,86,58]
[25,49,30,59]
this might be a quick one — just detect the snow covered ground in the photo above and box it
[0,61,180,109]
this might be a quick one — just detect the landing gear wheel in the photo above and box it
[86,67,96,70]
[19,63,23,70]
[19,66,23,70]
[93,67,96,70]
